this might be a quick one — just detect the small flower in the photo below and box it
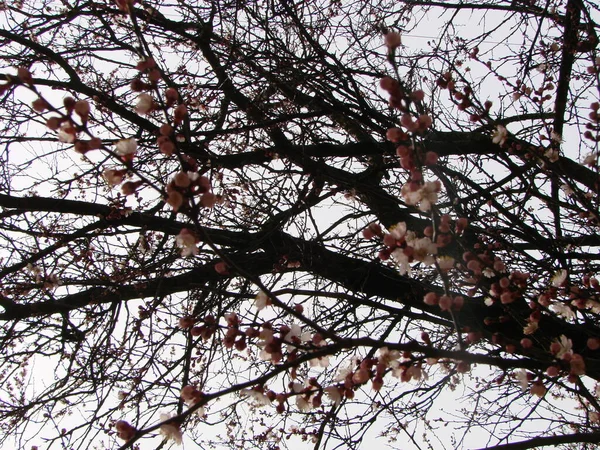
[296,395,312,412]
[482,268,495,278]
[324,386,342,406]
[159,413,182,445]
[551,269,567,287]
[530,381,546,397]
[254,290,271,311]
[492,125,508,146]
[516,369,529,391]
[377,347,401,368]
[115,138,137,156]
[550,302,575,320]
[103,168,126,187]
[523,321,538,335]
[437,256,455,271]
[391,248,410,275]
[553,335,573,359]
[385,31,402,50]
[58,121,77,143]
[175,228,199,257]
[135,93,153,114]
[241,387,271,407]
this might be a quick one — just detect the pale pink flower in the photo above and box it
[389,222,407,240]
[103,168,125,187]
[241,388,271,407]
[492,125,508,146]
[135,93,153,114]
[284,323,302,351]
[554,335,573,359]
[523,321,538,335]
[309,340,330,368]
[296,395,312,412]
[411,237,437,265]
[175,228,199,257]
[437,256,455,271]
[391,248,411,275]
[377,347,401,368]
[550,302,575,320]
[324,386,342,405]
[115,138,137,156]
[551,269,567,287]
[58,121,77,143]
[334,361,355,382]
[254,291,271,311]
[159,413,182,445]
[516,369,529,391]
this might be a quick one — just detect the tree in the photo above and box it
[1,0,600,448]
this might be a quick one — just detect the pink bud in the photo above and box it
[439,295,452,311]
[423,292,438,306]
[179,316,195,329]
[386,127,404,142]
[214,261,229,275]
[385,32,402,49]
[520,338,533,349]
[588,338,600,350]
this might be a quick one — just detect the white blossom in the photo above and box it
[492,125,508,146]
[516,369,528,391]
[115,138,138,156]
[550,302,575,320]
[254,290,271,311]
[159,413,182,445]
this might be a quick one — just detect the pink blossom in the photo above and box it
[491,125,507,146]
[530,381,546,397]
[175,228,199,257]
[241,387,271,407]
[58,121,77,143]
[159,413,182,444]
[102,169,126,187]
[552,335,573,359]
[115,420,136,441]
[437,256,455,271]
[254,290,271,311]
[324,386,342,405]
[385,31,402,49]
[551,269,567,287]
[115,138,137,156]
[135,93,154,114]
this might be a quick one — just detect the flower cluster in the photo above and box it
[115,420,136,441]
[166,171,215,211]
[364,222,439,276]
